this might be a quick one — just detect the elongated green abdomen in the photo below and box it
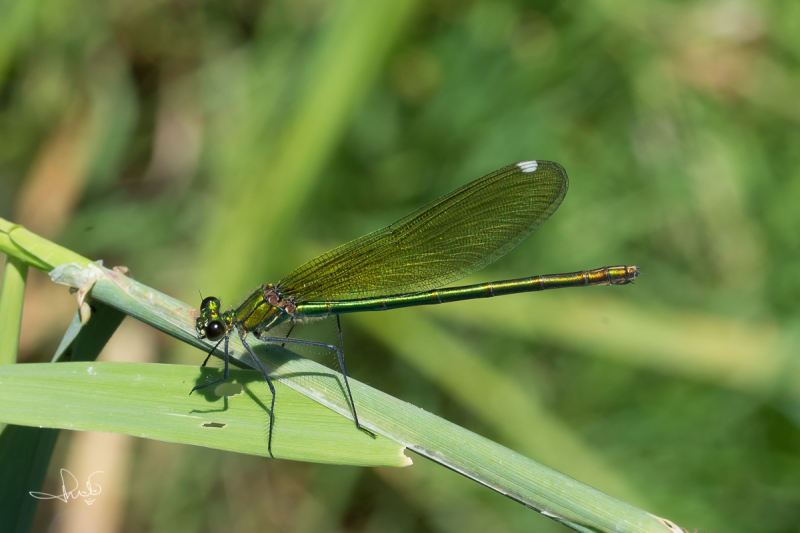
[295,265,638,318]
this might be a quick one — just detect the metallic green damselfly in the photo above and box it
[194,160,638,456]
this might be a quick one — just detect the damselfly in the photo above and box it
[193,160,638,456]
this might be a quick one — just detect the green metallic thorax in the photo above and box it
[229,284,292,334]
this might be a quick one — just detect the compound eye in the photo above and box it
[205,320,226,341]
[201,296,220,311]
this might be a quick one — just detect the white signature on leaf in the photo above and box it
[29,469,103,505]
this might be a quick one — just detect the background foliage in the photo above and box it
[1,0,799,531]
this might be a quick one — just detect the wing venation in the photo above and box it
[278,160,568,302]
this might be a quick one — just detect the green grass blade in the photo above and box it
[0,255,49,533]
[0,287,125,533]
[0,256,47,533]
[0,255,28,365]
[353,311,640,504]
[0,219,89,271]
[0,218,686,532]
[52,303,127,363]
[0,362,408,467]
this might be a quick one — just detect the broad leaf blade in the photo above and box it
[0,361,410,467]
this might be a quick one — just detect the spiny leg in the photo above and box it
[281,322,296,348]
[239,331,277,458]
[254,328,375,438]
[200,337,224,368]
[190,335,230,394]
[335,315,374,437]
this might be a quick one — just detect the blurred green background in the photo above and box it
[2,0,799,531]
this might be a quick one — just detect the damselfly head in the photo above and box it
[196,296,226,341]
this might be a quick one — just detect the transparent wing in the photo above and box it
[278,160,568,303]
